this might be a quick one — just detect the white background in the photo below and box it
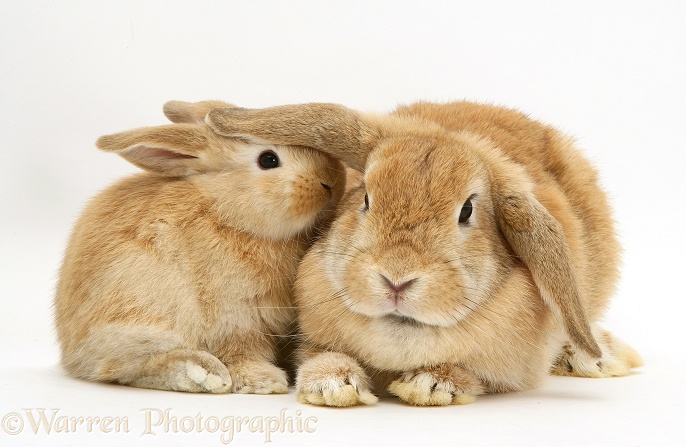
[1,1,685,446]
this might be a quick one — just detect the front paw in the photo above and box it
[296,352,378,407]
[388,364,484,406]
[229,361,289,394]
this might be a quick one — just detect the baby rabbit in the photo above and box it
[206,101,642,406]
[54,100,345,394]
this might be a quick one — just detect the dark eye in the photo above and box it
[458,198,473,223]
[258,151,280,169]
[363,193,370,211]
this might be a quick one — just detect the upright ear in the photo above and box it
[495,190,602,358]
[96,124,219,177]
[205,103,384,171]
[163,100,237,124]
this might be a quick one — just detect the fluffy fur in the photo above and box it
[54,100,346,394]
[206,101,642,406]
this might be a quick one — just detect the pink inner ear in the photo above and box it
[145,147,198,160]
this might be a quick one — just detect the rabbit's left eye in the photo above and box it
[258,151,280,169]
[458,198,473,223]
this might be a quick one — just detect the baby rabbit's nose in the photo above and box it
[320,182,333,199]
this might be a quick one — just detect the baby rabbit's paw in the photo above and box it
[296,352,378,407]
[151,350,232,393]
[388,364,484,406]
[229,361,289,394]
[183,361,232,393]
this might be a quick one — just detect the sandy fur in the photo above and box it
[207,101,640,406]
[54,100,345,393]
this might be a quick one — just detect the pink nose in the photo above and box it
[381,275,417,303]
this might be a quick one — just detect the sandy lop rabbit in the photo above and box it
[54,100,345,393]
[206,101,642,406]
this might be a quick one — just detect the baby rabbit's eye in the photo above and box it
[458,198,473,223]
[258,151,280,170]
[363,193,370,211]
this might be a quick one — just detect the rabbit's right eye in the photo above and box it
[258,151,280,169]
[458,198,473,223]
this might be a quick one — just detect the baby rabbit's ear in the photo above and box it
[206,103,381,171]
[96,124,216,177]
[495,191,602,358]
[163,100,237,124]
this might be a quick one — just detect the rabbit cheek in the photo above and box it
[336,253,389,318]
[288,176,334,226]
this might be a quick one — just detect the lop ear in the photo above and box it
[495,191,602,358]
[163,100,237,124]
[205,103,383,171]
[96,124,219,177]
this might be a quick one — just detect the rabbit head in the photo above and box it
[97,103,345,241]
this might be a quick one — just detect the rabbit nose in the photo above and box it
[320,182,333,199]
[381,275,417,298]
